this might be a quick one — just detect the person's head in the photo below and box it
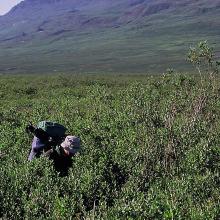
[61,136,81,156]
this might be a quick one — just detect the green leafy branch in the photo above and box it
[188,41,220,89]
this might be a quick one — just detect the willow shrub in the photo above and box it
[0,73,219,219]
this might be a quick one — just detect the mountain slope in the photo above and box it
[0,0,220,74]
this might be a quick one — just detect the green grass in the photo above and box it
[0,73,220,219]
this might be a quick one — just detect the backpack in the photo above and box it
[37,121,67,138]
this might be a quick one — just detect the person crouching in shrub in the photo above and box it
[26,123,81,176]
[44,136,81,176]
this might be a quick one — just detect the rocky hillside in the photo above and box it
[0,0,220,73]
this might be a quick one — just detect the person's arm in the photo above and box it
[26,124,50,142]
[43,148,55,159]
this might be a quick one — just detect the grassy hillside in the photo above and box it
[0,0,220,74]
[0,73,220,219]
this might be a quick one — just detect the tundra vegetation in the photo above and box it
[0,43,220,219]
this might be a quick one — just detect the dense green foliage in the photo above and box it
[0,73,219,219]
